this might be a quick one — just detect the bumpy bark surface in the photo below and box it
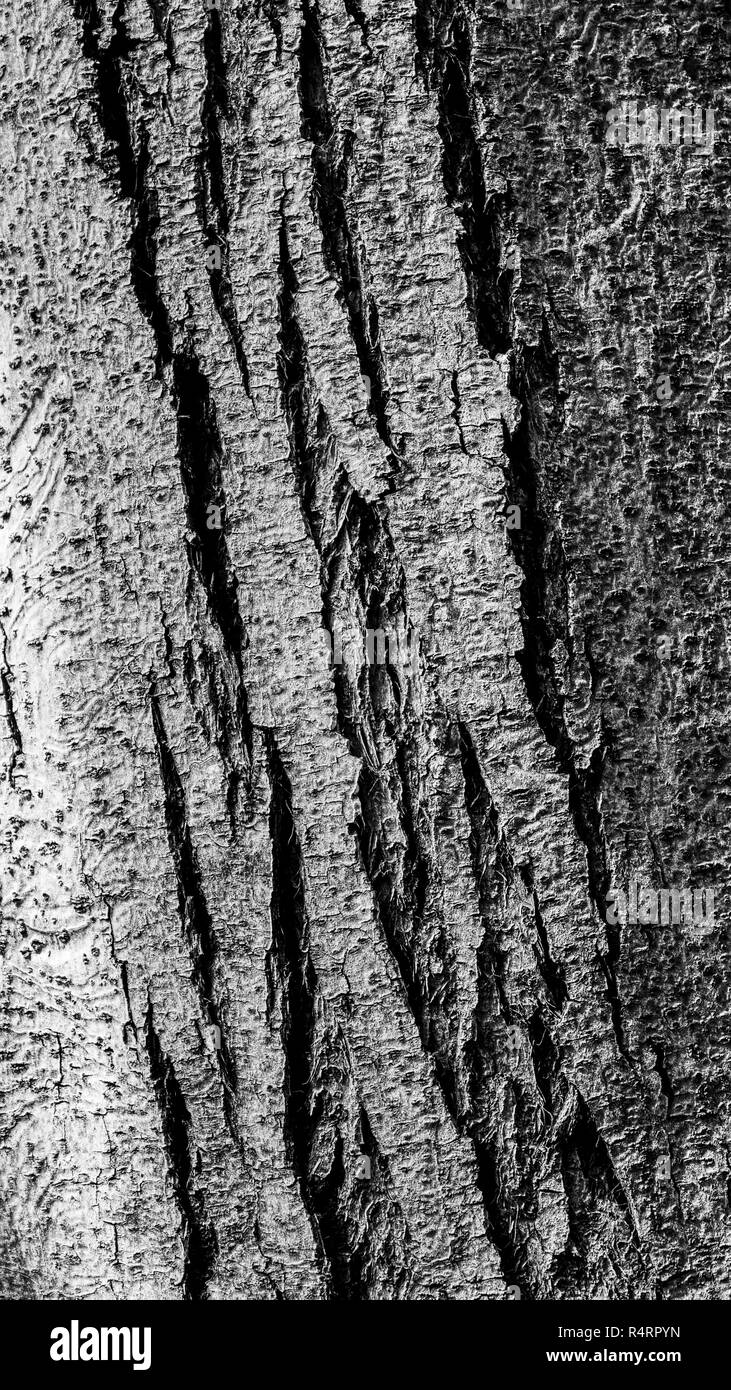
[1,0,729,1300]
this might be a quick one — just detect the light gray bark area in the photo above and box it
[0,0,729,1299]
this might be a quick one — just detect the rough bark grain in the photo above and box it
[1,0,730,1300]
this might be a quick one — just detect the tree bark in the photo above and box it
[1,0,729,1300]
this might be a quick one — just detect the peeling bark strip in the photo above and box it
[144,999,217,1299]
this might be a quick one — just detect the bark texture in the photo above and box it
[1,0,730,1300]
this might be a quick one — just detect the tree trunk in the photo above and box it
[1,0,729,1300]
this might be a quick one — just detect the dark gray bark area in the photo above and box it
[0,0,729,1299]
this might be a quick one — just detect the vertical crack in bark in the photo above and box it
[74,0,173,371]
[458,719,513,1023]
[503,337,626,1053]
[171,342,254,810]
[149,689,240,1144]
[555,1089,643,1292]
[118,960,137,1044]
[342,0,372,56]
[276,213,325,547]
[263,729,317,1192]
[264,733,411,1297]
[98,887,139,1044]
[450,369,469,455]
[264,730,349,1297]
[531,887,569,1011]
[54,1034,64,1098]
[460,714,569,1016]
[502,314,611,877]
[343,1106,413,1297]
[528,1013,644,1292]
[307,1031,414,1299]
[297,1,400,469]
[457,713,644,1292]
[262,0,284,63]
[651,1040,674,1118]
[414,1,511,356]
[306,1118,351,1297]
[144,996,218,1299]
[150,690,217,1001]
[358,739,463,1114]
[527,1005,556,1116]
[501,335,637,1255]
[197,0,251,393]
[170,334,254,818]
[145,0,176,85]
[458,719,542,1288]
[0,672,22,788]
[515,861,569,1013]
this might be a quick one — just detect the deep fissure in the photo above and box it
[298,0,399,466]
[198,0,251,392]
[144,997,218,1300]
[265,730,375,1299]
[149,689,240,1144]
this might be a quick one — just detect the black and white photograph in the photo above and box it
[1,0,729,1366]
